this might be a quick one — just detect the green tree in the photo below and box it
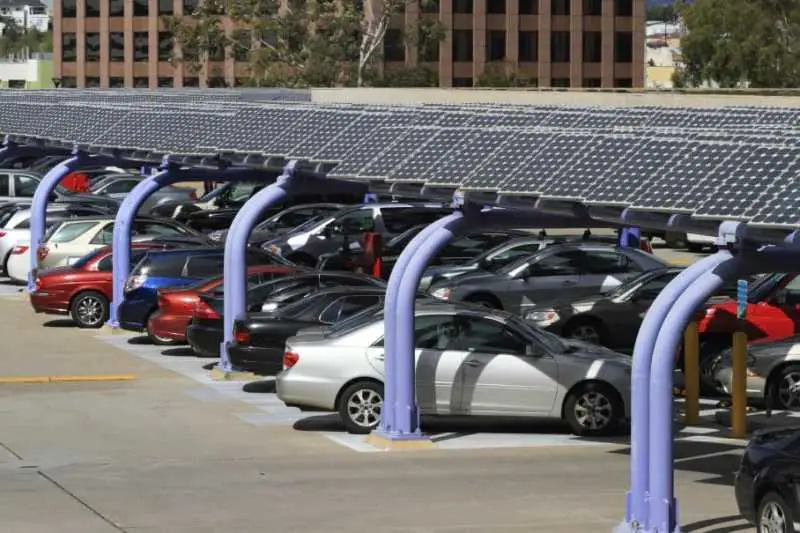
[164,0,446,87]
[646,3,675,21]
[678,0,800,88]
[476,63,535,87]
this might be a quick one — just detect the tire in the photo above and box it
[563,382,623,437]
[146,316,180,346]
[337,381,384,434]
[464,293,502,310]
[769,364,800,411]
[70,291,109,329]
[563,318,608,346]
[757,491,796,533]
[2,250,10,275]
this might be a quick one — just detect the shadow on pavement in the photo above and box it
[242,380,276,394]
[42,319,77,328]
[293,414,344,432]
[127,336,152,345]
[161,347,196,357]
[683,515,751,533]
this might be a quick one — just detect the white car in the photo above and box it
[276,302,632,436]
[6,241,30,283]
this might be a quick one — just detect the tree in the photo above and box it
[164,0,446,87]
[476,63,535,87]
[646,3,675,21]
[677,0,800,88]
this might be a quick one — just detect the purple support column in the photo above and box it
[622,251,732,531]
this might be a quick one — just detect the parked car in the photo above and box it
[735,426,800,531]
[146,264,302,345]
[0,170,120,210]
[427,243,670,315]
[118,247,291,333]
[89,175,198,214]
[276,301,632,435]
[263,203,451,267]
[5,241,31,283]
[29,243,185,327]
[230,287,395,375]
[187,272,387,357]
[207,203,346,244]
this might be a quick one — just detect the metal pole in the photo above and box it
[683,321,700,425]
[730,329,748,438]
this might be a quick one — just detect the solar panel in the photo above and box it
[429,130,513,186]
[388,128,470,183]
[357,128,433,179]
[327,125,413,178]
[287,110,361,160]
[464,132,554,189]
[313,111,414,162]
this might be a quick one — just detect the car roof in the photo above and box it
[54,214,170,224]
[306,286,387,298]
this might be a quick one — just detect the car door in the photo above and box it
[510,249,586,310]
[0,173,11,200]
[12,174,39,198]
[580,250,640,297]
[447,316,559,415]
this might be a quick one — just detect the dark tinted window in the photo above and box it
[519,0,537,13]
[381,208,448,233]
[551,31,570,62]
[530,250,584,276]
[14,175,38,197]
[158,0,173,14]
[62,33,77,61]
[614,0,632,16]
[109,0,124,15]
[552,0,569,14]
[636,273,678,299]
[453,0,472,12]
[488,241,542,267]
[62,0,76,17]
[185,256,223,277]
[487,0,505,13]
[584,0,602,15]
[584,251,635,275]
[86,33,101,61]
[583,31,602,62]
[158,32,173,61]
[519,31,538,61]
[86,0,100,16]
[384,29,405,61]
[0,174,9,196]
[132,221,187,237]
[614,31,633,63]
[133,0,148,15]
[140,254,191,276]
[109,32,124,62]
[158,77,173,88]
[97,251,147,272]
[134,32,149,61]
[453,30,473,62]
[133,77,149,88]
[319,295,382,323]
[487,30,506,61]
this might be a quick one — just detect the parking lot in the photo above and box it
[0,281,750,533]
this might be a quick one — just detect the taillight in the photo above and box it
[193,300,221,320]
[12,245,28,255]
[37,246,49,262]
[125,275,146,293]
[234,327,251,345]
[283,350,300,369]
[0,231,6,238]
[34,277,42,292]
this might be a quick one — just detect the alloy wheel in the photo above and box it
[573,391,613,430]
[346,388,383,429]
[77,296,104,327]
[760,502,787,533]
[778,371,800,409]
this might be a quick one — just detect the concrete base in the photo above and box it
[102,324,134,335]
[364,433,437,451]
[209,367,257,382]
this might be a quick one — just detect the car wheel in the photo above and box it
[70,291,109,329]
[757,492,796,533]
[464,294,502,309]
[563,319,607,346]
[338,381,384,434]
[564,382,622,437]
[770,365,800,411]
[146,317,180,346]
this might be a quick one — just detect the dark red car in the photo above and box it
[30,243,170,328]
[146,264,301,345]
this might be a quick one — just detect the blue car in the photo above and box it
[118,247,291,334]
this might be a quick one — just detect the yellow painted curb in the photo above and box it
[209,367,257,382]
[0,375,136,383]
[364,433,437,451]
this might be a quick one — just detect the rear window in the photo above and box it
[48,221,98,244]
[135,254,189,277]
[184,255,224,278]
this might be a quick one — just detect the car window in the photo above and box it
[489,242,543,266]
[104,180,139,194]
[445,316,527,354]
[49,221,98,244]
[133,221,186,237]
[13,175,38,197]
[440,234,506,258]
[14,218,30,229]
[184,255,224,277]
[97,251,147,272]
[90,222,114,244]
[381,208,446,233]
[528,250,584,277]
[319,295,382,323]
[0,174,9,196]
[637,273,678,298]
[334,209,374,234]
[584,251,636,275]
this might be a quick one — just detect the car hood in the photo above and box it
[430,270,497,288]
[561,339,631,364]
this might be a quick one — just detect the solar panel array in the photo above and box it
[1,90,799,228]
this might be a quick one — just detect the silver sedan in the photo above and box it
[276,302,632,436]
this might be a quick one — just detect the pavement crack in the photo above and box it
[0,441,23,460]
[37,471,127,532]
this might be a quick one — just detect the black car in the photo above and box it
[229,287,391,375]
[187,271,387,357]
[207,203,346,245]
[735,426,800,531]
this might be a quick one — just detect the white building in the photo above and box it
[0,0,50,33]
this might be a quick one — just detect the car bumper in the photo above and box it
[118,299,153,332]
[147,311,190,342]
[228,343,285,376]
[29,290,70,315]
[186,324,223,357]
[734,470,756,522]
[275,369,339,412]
[714,367,766,400]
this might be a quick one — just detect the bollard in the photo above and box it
[683,321,700,425]
[731,330,748,438]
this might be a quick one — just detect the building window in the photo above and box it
[85,0,100,17]
[109,77,125,88]
[552,78,570,87]
[8,80,25,88]
[158,32,173,61]
[615,77,633,88]
[486,30,505,62]
[208,77,227,88]
[158,0,173,14]
[518,31,538,61]
[552,0,570,15]
[133,0,148,16]
[109,0,124,16]
[235,77,253,87]
[183,77,199,87]
[452,30,473,62]
[583,0,602,15]
[519,0,537,14]
[583,77,601,87]
[209,40,224,61]
[60,77,77,88]
[583,31,601,62]
[183,0,197,13]
[550,31,570,62]
[61,0,76,17]
[133,32,149,61]
[614,0,632,16]
[614,31,632,63]
[453,0,472,13]
[109,32,124,62]
[85,32,100,61]
[453,77,473,87]
[85,77,101,88]
[420,0,439,13]
[487,0,505,13]
[61,33,77,62]
[133,77,149,88]
[383,29,405,61]
[158,77,174,87]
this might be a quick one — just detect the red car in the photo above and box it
[30,243,171,328]
[146,264,300,345]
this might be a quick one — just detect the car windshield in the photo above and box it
[285,215,334,236]
[326,304,383,338]
[603,270,668,299]
[0,205,22,227]
[256,213,326,233]
[276,291,330,318]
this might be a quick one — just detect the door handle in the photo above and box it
[464,359,483,367]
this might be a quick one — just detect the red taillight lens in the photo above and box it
[12,245,29,255]
[37,246,48,262]
[234,328,251,345]
[193,300,221,320]
[34,278,41,292]
[0,231,6,238]
[283,351,299,369]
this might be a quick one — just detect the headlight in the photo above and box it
[261,301,278,312]
[524,309,560,326]
[431,287,451,300]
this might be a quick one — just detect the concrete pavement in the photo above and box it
[0,294,749,533]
